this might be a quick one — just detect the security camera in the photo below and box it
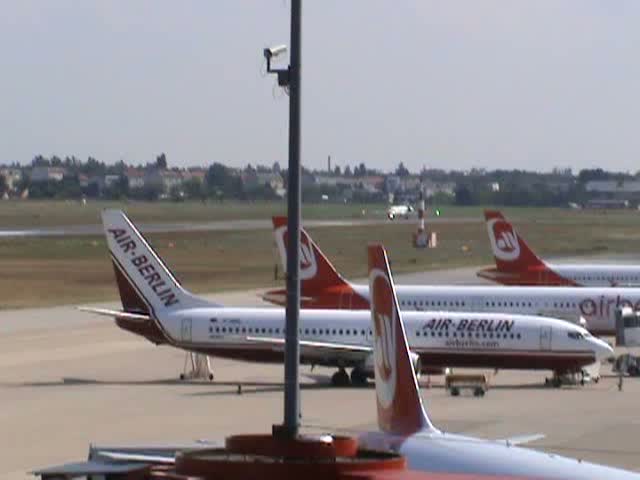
[263,45,287,60]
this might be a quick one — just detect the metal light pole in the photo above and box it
[265,0,302,439]
[284,0,302,438]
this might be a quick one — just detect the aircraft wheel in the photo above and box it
[473,387,485,397]
[331,369,350,387]
[552,376,562,388]
[450,387,460,397]
[209,374,214,381]
[180,373,186,381]
[350,368,368,387]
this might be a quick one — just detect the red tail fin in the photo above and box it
[367,243,434,436]
[272,216,351,293]
[484,210,546,272]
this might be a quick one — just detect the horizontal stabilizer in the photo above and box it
[78,307,150,322]
[496,433,545,446]
[97,451,176,464]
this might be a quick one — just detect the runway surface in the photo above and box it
[0,216,478,238]
[2,271,640,479]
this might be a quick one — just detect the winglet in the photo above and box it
[367,243,435,436]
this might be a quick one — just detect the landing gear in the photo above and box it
[331,368,350,387]
[181,352,214,381]
[350,368,369,387]
[544,375,562,388]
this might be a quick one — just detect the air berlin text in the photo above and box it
[109,229,179,307]
[423,318,514,332]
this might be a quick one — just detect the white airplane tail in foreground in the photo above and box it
[367,243,436,436]
[359,243,640,479]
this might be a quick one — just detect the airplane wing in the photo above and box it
[78,307,150,322]
[496,433,545,446]
[246,336,371,360]
[97,451,176,464]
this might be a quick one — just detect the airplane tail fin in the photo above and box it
[484,210,545,272]
[367,243,436,436]
[272,216,352,294]
[102,210,212,317]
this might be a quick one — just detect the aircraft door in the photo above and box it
[181,318,192,343]
[539,326,552,350]
[471,297,485,312]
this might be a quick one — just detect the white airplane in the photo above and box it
[84,210,610,387]
[478,210,640,287]
[358,243,640,479]
[265,216,640,335]
[387,204,414,220]
[48,243,633,479]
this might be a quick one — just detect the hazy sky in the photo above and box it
[1,1,639,172]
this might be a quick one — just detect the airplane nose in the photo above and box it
[593,338,614,360]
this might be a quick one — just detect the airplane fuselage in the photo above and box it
[479,263,640,288]
[118,307,610,375]
[286,282,640,335]
[359,430,640,480]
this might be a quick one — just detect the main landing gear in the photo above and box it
[330,368,369,387]
[180,352,214,381]
[544,370,599,388]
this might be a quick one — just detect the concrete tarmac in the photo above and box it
[2,277,640,479]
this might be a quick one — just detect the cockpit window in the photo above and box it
[567,331,584,340]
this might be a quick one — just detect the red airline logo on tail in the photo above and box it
[487,217,521,262]
[273,222,318,280]
[370,267,397,409]
[368,244,431,436]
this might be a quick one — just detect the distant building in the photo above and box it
[586,199,630,209]
[78,174,90,188]
[0,167,22,191]
[423,180,456,197]
[585,180,640,198]
[125,168,146,189]
[243,171,284,191]
[104,175,121,188]
[182,169,207,184]
[145,169,183,193]
[30,166,66,183]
